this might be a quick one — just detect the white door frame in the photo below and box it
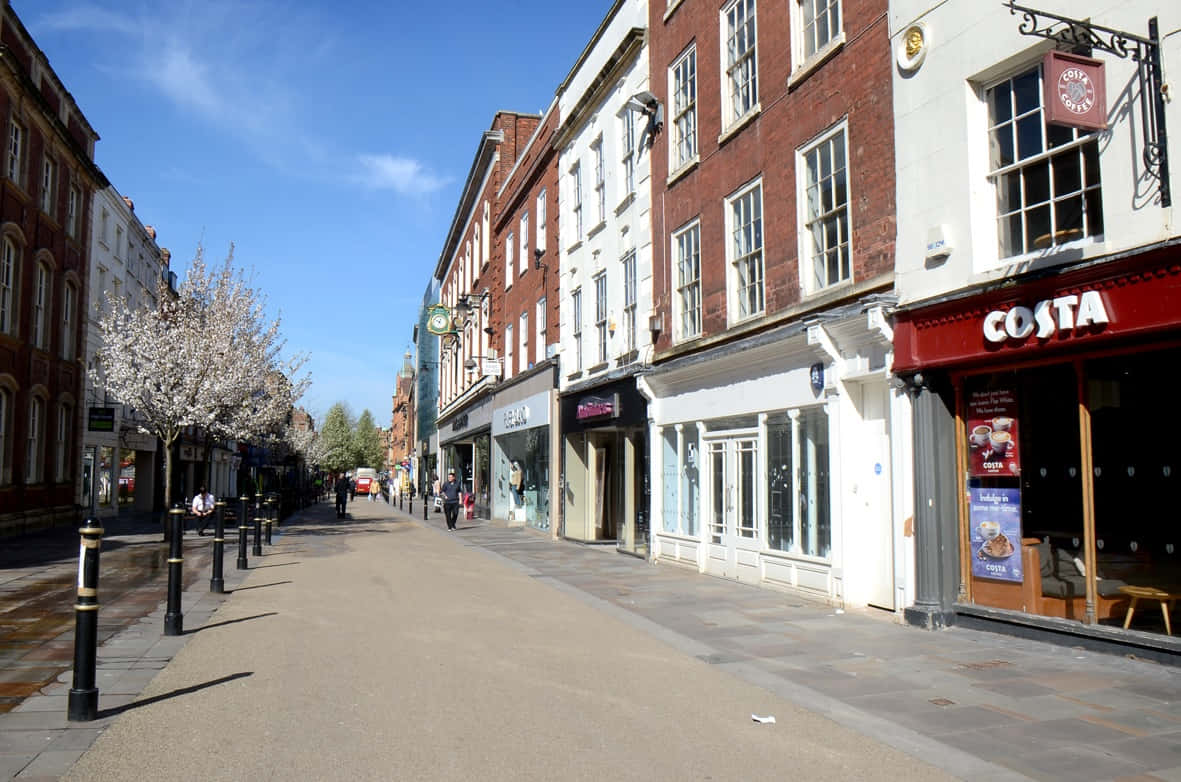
[703,427,761,582]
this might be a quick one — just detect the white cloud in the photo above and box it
[36,4,139,36]
[357,154,449,196]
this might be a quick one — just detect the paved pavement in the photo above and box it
[1,496,1179,780]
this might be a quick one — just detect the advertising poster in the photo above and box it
[969,487,1023,583]
[966,389,1020,477]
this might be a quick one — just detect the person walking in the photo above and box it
[192,486,215,536]
[334,473,350,519]
[440,469,462,530]
[369,478,380,503]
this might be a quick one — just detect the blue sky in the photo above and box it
[19,0,613,426]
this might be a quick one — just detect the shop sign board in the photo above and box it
[88,407,115,432]
[969,487,1023,583]
[493,391,550,436]
[982,290,1109,344]
[1043,51,1107,132]
[967,389,1020,477]
[576,393,619,421]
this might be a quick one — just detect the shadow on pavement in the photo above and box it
[97,672,253,718]
[184,613,277,635]
[250,561,301,569]
[227,581,292,593]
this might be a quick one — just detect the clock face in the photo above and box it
[428,310,451,335]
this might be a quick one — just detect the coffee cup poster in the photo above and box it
[969,487,1023,583]
[966,389,1020,477]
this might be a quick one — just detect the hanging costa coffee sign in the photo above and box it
[1043,50,1107,132]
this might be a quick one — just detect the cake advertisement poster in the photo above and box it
[966,389,1020,477]
[969,487,1023,583]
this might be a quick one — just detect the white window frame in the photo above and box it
[571,288,583,372]
[67,185,80,239]
[985,65,1104,260]
[673,221,702,341]
[519,311,529,373]
[536,297,547,358]
[40,156,55,215]
[670,47,698,173]
[61,282,75,360]
[571,163,583,242]
[482,201,491,265]
[519,213,529,276]
[32,262,49,350]
[7,119,23,184]
[506,231,515,289]
[536,189,547,253]
[594,272,608,364]
[55,403,70,482]
[726,179,765,322]
[620,108,636,197]
[592,138,605,226]
[794,0,843,69]
[0,238,15,335]
[798,122,851,293]
[721,0,759,130]
[505,323,514,380]
[26,395,43,484]
[622,249,637,354]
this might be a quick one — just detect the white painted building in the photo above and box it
[81,188,169,517]
[555,0,656,556]
[889,1,1181,647]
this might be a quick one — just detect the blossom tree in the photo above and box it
[94,247,308,514]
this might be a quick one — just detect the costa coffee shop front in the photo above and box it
[895,245,1181,655]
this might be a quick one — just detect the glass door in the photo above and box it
[705,436,760,581]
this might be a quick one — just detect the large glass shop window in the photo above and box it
[967,354,1180,636]
[764,408,830,558]
[681,427,700,536]
[661,428,678,533]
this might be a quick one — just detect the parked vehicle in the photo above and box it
[354,467,378,497]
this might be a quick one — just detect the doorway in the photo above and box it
[704,434,760,583]
[856,381,895,610]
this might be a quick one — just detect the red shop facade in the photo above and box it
[894,243,1181,658]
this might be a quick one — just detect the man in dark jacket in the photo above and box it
[440,470,462,530]
[334,473,350,519]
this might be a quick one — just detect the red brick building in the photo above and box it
[433,112,540,518]
[0,4,107,534]
[488,101,562,531]
[642,0,913,610]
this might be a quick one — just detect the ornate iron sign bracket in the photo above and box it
[1006,2,1170,207]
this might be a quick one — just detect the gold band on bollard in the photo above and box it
[73,603,99,611]
[166,557,183,564]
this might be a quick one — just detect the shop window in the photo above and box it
[681,426,700,536]
[661,427,678,533]
[965,356,1179,635]
[767,418,794,551]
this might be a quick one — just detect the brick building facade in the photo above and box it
[0,4,107,534]
[641,0,915,610]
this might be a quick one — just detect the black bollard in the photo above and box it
[399,490,404,511]
[423,494,428,521]
[236,495,249,570]
[210,500,226,593]
[68,517,103,721]
[409,492,413,515]
[252,498,263,557]
[264,497,273,545]
[164,505,185,636]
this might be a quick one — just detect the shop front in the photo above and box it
[491,365,557,531]
[642,303,912,609]
[560,376,649,556]
[895,246,1181,650]
[439,394,493,520]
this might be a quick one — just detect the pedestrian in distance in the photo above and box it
[192,486,215,535]
[334,473,350,519]
[369,478,380,503]
[440,470,462,530]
